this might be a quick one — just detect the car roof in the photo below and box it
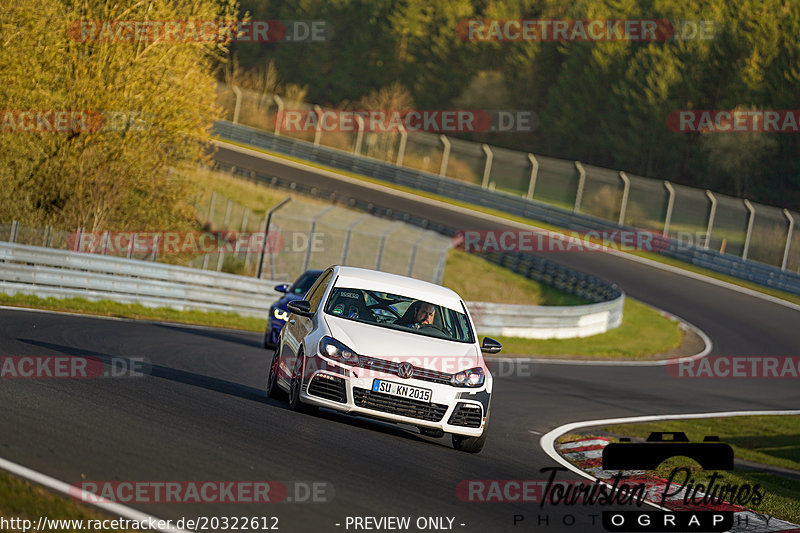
[331,266,465,312]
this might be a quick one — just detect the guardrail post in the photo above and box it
[340,215,369,265]
[313,105,323,146]
[407,232,430,277]
[663,181,676,236]
[354,115,365,155]
[10,220,18,243]
[618,171,630,225]
[526,154,538,200]
[44,225,52,247]
[573,161,586,213]
[481,144,493,189]
[231,85,242,124]
[782,209,795,270]
[704,190,717,249]
[439,135,450,177]
[273,95,284,136]
[375,222,401,271]
[303,205,335,272]
[396,124,407,166]
[257,197,292,279]
[207,191,216,225]
[742,199,755,260]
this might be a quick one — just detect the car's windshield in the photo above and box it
[290,271,323,296]
[323,287,474,343]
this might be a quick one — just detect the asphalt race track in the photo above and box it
[0,144,798,532]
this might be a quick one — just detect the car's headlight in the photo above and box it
[273,308,290,321]
[319,336,359,365]
[451,367,485,388]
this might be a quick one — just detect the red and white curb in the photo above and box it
[556,437,800,533]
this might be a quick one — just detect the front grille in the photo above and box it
[354,355,452,385]
[307,374,347,403]
[352,388,447,422]
[448,402,483,428]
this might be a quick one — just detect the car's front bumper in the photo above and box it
[298,355,490,438]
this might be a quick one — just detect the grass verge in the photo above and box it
[494,298,683,358]
[214,138,800,307]
[602,415,800,523]
[0,470,132,532]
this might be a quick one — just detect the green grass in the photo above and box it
[603,416,800,524]
[215,137,800,307]
[443,248,587,306]
[0,470,133,532]
[494,298,683,358]
[0,293,266,332]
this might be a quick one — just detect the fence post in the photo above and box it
[74,227,82,252]
[340,215,369,265]
[396,124,407,167]
[573,161,586,213]
[313,105,323,146]
[152,234,160,262]
[10,221,18,243]
[618,171,630,225]
[439,135,450,177]
[433,245,449,285]
[407,232,430,277]
[481,144,493,189]
[663,181,676,236]
[240,207,249,232]
[223,199,232,227]
[705,190,717,249]
[375,223,401,271]
[354,115,365,155]
[44,225,52,247]
[232,85,242,124]
[742,199,755,260]
[102,231,110,255]
[273,95,284,136]
[128,233,135,259]
[257,197,292,279]
[302,205,335,272]
[207,191,216,225]
[782,209,795,271]
[526,154,539,200]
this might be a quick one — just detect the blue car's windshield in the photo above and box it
[290,271,323,296]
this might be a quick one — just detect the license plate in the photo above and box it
[372,379,432,403]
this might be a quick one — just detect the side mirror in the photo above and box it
[287,300,313,318]
[481,337,502,354]
[274,283,289,293]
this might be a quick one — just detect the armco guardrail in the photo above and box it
[0,241,624,339]
[0,242,280,317]
[213,121,800,296]
[467,296,624,339]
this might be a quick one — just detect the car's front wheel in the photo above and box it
[288,350,317,414]
[451,409,489,453]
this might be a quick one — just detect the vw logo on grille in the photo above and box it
[397,362,414,379]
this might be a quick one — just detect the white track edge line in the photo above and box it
[0,456,191,532]
[213,139,800,313]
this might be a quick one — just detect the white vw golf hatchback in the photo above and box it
[267,266,500,453]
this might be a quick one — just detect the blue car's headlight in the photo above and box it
[451,367,485,388]
[273,308,290,321]
[319,336,359,365]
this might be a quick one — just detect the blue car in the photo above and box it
[264,269,324,349]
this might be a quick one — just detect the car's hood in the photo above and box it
[323,315,481,372]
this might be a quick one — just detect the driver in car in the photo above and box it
[410,303,436,329]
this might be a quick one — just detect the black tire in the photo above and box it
[288,350,317,414]
[266,349,283,399]
[451,408,489,453]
